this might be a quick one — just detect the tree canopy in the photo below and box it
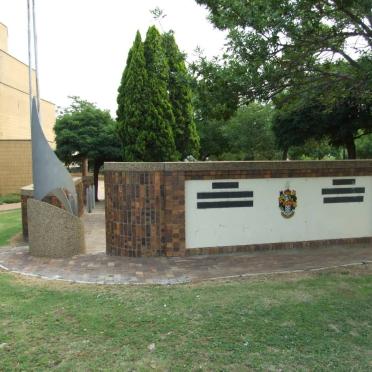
[193,0,371,158]
[116,31,150,161]
[224,103,279,160]
[190,56,241,160]
[142,25,178,161]
[196,0,371,101]
[55,96,122,200]
[117,26,201,161]
[272,61,372,158]
[163,31,200,159]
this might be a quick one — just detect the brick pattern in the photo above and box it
[163,171,186,256]
[105,171,163,257]
[0,141,32,195]
[186,237,372,256]
[105,162,372,257]
[21,180,84,240]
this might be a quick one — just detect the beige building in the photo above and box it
[0,22,56,195]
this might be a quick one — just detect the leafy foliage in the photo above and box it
[196,118,227,159]
[150,6,166,22]
[356,133,372,158]
[117,27,178,161]
[195,102,281,160]
[0,194,20,205]
[55,97,122,199]
[143,26,178,161]
[116,32,150,161]
[163,31,200,159]
[288,139,343,160]
[117,27,201,161]
[194,0,371,158]
[272,63,372,159]
[196,0,372,101]
[191,55,241,122]
[223,103,279,160]
[190,56,242,159]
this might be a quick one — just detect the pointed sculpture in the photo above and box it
[31,97,77,215]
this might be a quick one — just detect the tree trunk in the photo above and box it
[282,148,289,160]
[82,158,89,176]
[93,160,103,201]
[345,136,356,159]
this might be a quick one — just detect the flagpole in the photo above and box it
[27,0,33,120]
[31,0,41,112]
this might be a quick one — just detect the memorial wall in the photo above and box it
[104,161,372,257]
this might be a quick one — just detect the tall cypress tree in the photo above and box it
[143,26,177,161]
[116,45,133,123]
[116,31,148,160]
[163,31,200,159]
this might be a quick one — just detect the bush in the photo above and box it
[0,194,20,205]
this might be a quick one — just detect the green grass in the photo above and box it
[0,267,371,371]
[0,193,20,204]
[0,209,22,246]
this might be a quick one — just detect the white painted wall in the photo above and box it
[185,177,372,249]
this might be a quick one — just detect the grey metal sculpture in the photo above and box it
[31,97,78,215]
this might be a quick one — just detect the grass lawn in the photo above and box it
[0,267,371,371]
[0,209,22,246]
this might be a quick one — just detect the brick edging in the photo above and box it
[185,237,372,256]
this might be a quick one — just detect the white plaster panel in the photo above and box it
[185,176,372,249]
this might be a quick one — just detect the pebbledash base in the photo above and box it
[104,161,372,257]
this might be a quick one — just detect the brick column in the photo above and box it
[105,169,164,257]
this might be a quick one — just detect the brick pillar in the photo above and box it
[105,170,164,257]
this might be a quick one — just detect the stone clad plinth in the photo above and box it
[28,199,85,258]
[20,177,85,241]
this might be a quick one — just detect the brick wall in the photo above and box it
[0,140,33,195]
[104,161,372,257]
[105,170,163,257]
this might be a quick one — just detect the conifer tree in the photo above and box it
[163,31,200,159]
[116,31,148,160]
[116,45,133,123]
[143,26,177,161]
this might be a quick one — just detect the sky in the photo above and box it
[0,0,226,115]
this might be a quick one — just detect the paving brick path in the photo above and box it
[83,201,106,254]
[0,203,21,212]
[0,244,371,285]
[0,196,371,285]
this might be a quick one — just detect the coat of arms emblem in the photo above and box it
[279,189,297,218]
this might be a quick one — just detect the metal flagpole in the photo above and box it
[27,0,33,120]
[31,0,41,113]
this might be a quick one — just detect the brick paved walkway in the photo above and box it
[0,244,371,285]
[0,197,371,285]
[83,201,106,254]
[0,203,21,212]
